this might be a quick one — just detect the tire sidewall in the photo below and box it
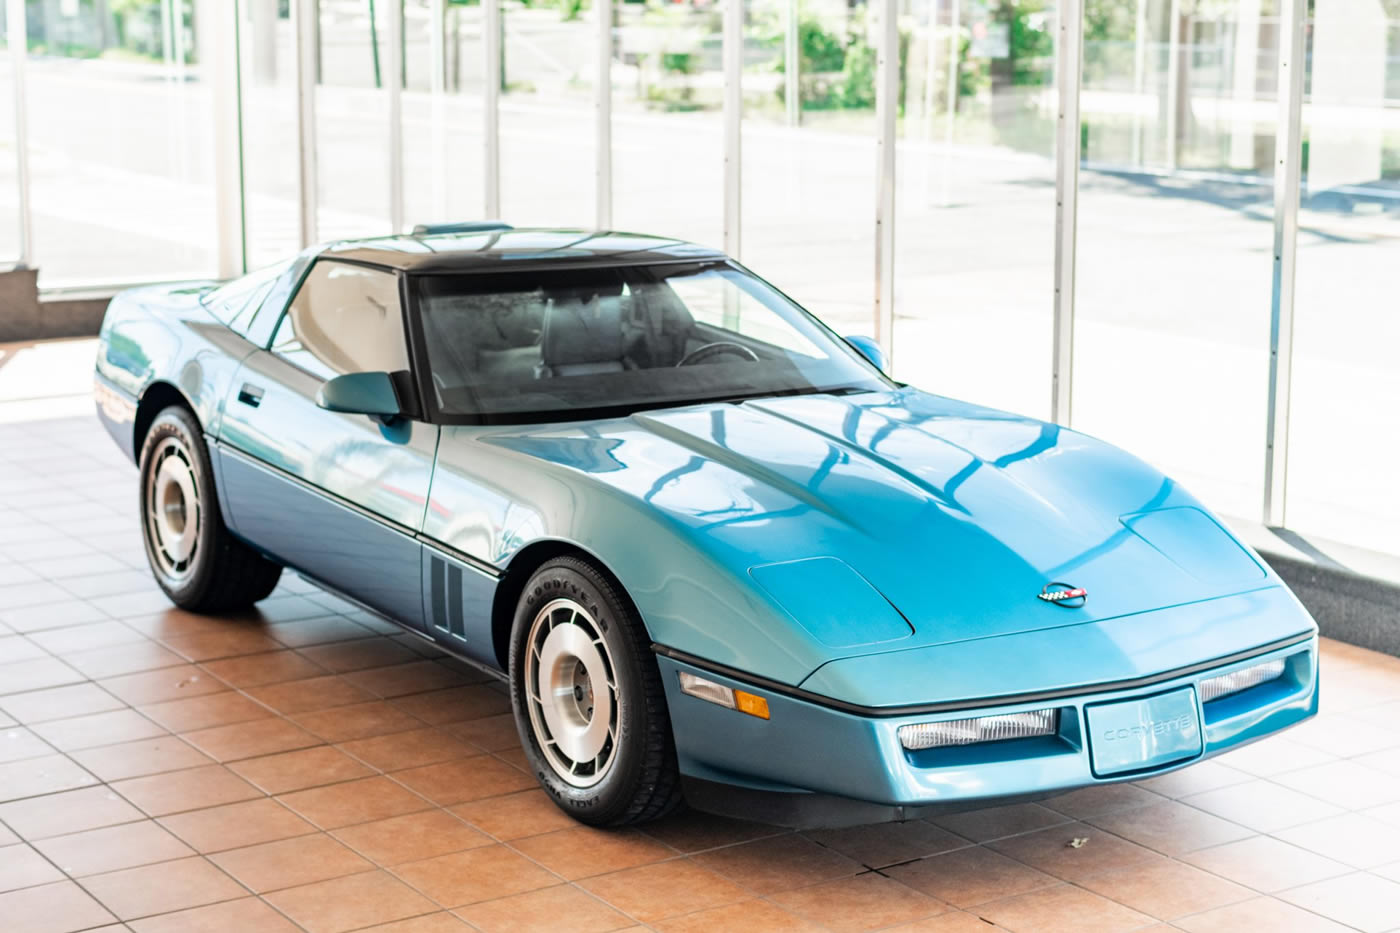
[138,406,218,606]
[509,561,651,823]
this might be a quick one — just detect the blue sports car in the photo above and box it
[94,226,1319,827]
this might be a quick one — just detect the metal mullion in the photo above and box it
[483,0,502,218]
[1263,0,1306,527]
[295,0,319,247]
[1051,0,1083,426]
[6,0,32,268]
[596,0,612,228]
[873,0,897,359]
[722,0,742,257]
[387,0,404,233]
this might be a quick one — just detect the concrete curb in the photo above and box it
[1260,549,1400,658]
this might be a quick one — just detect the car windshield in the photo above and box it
[413,261,889,420]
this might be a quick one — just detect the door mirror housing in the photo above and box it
[844,335,888,373]
[316,371,408,423]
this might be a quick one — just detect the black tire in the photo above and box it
[138,405,282,612]
[509,556,683,826]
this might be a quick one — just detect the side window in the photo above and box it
[271,261,410,381]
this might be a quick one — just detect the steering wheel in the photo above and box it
[676,342,760,367]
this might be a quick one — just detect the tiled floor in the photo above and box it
[3,413,1400,933]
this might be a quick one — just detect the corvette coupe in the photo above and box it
[94,225,1319,827]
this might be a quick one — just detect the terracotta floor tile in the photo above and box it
[299,637,420,673]
[1087,799,1254,856]
[0,880,117,933]
[884,844,1058,908]
[265,616,377,649]
[1132,759,1253,799]
[443,712,521,751]
[160,628,283,662]
[655,897,826,932]
[0,656,87,695]
[805,821,968,869]
[1180,780,1342,833]
[245,674,375,715]
[138,690,272,733]
[332,809,491,866]
[581,859,748,923]
[279,775,432,829]
[390,684,512,725]
[452,789,580,840]
[344,660,471,698]
[0,727,55,763]
[1274,812,1400,869]
[158,797,315,852]
[393,844,559,907]
[230,744,374,794]
[1174,894,1358,933]
[774,872,947,931]
[931,802,1071,843]
[0,842,65,892]
[977,883,1155,933]
[79,855,245,920]
[391,756,535,806]
[31,707,168,751]
[1272,758,1400,809]
[339,726,480,771]
[181,716,321,762]
[0,785,144,839]
[292,700,425,742]
[211,831,373,892]
[113,763,263,817]
[1076,856,1252,920]
[34,819,195,876]
[62,640,185,679]
[126,896,302,933]
[264,868,438,933]
[0,752,97,801]
[513,826,676,880]
[984,821,1167,884]
[200,649,327,688]
[1182,834,1351,892]
[71,734,211,781]
[459,883,633,933]
[690,833,864,895]
[0,682,125,723]
[1043,783,1165,821]
[638,809,781,854]
[99,664,225,706]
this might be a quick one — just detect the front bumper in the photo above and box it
[659,634,1318,828]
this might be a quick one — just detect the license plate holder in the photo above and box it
[1085,687,1201,777]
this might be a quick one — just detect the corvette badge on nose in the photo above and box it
[1039,583,1087,607]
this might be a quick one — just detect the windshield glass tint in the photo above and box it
[415,262,886,419]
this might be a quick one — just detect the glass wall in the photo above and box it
[892,0,1058,418]
[1287,0,1400,555]
[3,0,1396,556]
[22,0,217,286]
[741,0,877,335]
[1070,0,1280,518]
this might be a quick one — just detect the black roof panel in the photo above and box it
[321,228,727,273]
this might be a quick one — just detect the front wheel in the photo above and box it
[138,405,282,612]
[509,556,683,826]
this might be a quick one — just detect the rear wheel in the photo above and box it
[139,405,282,611]
[509,556,683,825]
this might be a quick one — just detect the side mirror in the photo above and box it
[316,371,404,423]
[844,335,888,373]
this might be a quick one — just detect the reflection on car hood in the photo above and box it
[483,388,1269,651]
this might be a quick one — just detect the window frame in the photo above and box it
[267,257,426,419]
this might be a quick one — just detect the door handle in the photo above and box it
[237,383,264,408]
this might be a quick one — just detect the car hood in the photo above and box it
[481,388,1270,655]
